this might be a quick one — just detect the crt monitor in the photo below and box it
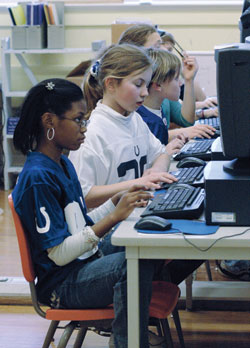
[215,43,250,175]
[240,0,250,42]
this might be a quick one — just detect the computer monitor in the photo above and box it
[242,0,250,13]
[240,0,250,42]
[215,43,250,175]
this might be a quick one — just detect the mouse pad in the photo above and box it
[136,219,219,235]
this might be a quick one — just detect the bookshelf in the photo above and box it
[1,36,92,190]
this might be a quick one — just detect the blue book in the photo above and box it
[26,4,31,25]
[38,4,45,25]
[33,4,39,25]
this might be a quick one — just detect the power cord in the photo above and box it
[170,228,250,252]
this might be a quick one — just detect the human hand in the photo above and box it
[203,107,219,118]
[139,171,177,190]
[113,185,154,221]
[199,96,217,109]
[182,54,199,82]
[165,134,187,155]
[184,124,216,139]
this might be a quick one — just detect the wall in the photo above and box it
[0,3,243,95]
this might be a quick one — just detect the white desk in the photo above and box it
[111,209,250,348]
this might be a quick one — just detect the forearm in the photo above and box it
[88,198,115,223]
[168,128,185,142]
[151,153,171,172]
[181,79,195,124]
[85,180,140,209]
[47,226,100,266]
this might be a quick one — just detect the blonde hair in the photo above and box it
[146,48,181,86]
[83,44,152,117]
[118,24,157,46]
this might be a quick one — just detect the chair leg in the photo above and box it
[172,308,185,348]
[42,320,60,348]
[57,321,77,348]
[159,319,174,348]
[73,327,88,348]
[185,273,193,311]
[205,260,213,281]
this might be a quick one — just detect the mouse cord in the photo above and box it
[171,228,250,252]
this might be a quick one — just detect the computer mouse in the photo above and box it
[176,156,206,168]
[134,216,172,231]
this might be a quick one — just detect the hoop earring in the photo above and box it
[47,128,55,141]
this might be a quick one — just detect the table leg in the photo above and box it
[127,249,140,348]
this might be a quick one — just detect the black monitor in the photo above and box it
[243,0,250,12]
[215,43,250,175]
[240,0,250,42]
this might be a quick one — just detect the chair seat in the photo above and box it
[45,306,115,321]
[149,281,180,319]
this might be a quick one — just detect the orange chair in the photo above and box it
[8,194,185,348]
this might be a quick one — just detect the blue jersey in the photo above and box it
[12,152,93,304]
[137,105,169,145]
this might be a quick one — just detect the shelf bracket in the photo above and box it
[15,54,38,86]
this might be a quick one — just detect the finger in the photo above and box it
[128,184,149,193]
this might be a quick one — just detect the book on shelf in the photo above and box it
[8,4,26,26]
[47,4,55,25]
[8,8,16,25]
[43,4,50,25]
[26,3,45,26]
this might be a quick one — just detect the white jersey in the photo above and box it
[69,101,166,196]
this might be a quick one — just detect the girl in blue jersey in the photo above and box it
[12,78,166,348]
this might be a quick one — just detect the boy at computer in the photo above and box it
[137,48,216,144]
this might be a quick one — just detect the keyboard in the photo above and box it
[173,139,215,161]
[141,184,205,220]
[161,166,204,189]
[195,117,220,130]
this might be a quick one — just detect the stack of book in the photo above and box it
[8,3,60,26]
[8,2,64,49]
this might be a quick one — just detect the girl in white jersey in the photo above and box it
[69,44,204,288]
[69,43,184,209]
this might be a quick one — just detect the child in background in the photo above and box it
[12,78,167,348]
[69,44,204,290]
[138,48,216,143]
[118,23,216,139]
[160,31,219,117]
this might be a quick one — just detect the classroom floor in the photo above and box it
[1,189,250,348]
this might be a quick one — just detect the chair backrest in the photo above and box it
[8,194,35,283]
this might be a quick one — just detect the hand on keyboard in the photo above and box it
[138,171,178,190]
[141,183,205,219]
[182,124,216,139]
[165,134,187,155]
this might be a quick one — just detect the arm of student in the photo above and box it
[48,186,153,265]
[85,169,177,209]
[180,55,198,124]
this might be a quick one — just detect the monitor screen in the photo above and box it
[215,43,250,175]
